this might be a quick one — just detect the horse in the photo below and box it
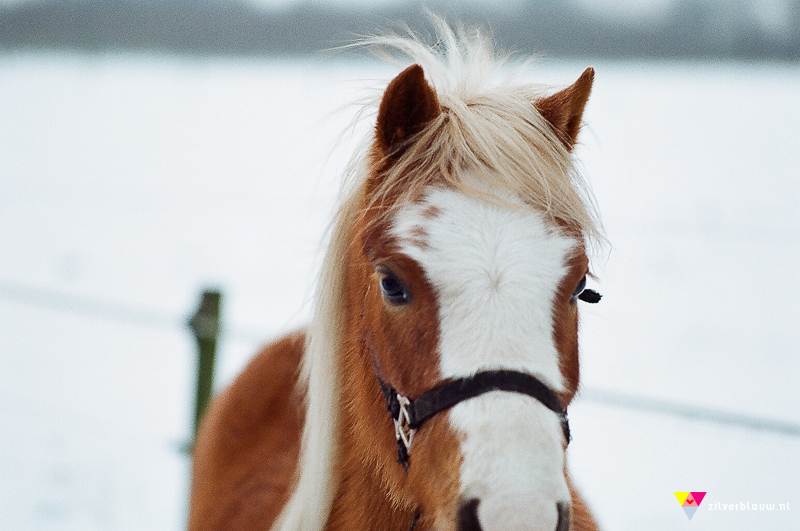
[188,22,605,531]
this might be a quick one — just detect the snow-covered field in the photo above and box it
[0,52,798,530]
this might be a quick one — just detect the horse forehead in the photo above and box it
[391,187,577,281]
[390,187,578,387]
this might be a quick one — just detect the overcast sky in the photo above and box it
[0,0,793,34]
[235,0,792,34]
[239,0,674,16]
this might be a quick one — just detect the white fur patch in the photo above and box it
[392,184,578,529]
[392,186,576,388]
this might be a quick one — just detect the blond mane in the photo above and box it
[272,20,603,531]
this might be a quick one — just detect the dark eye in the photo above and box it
[380,273,411,305]
[572,274,602,304]
[572,276,587,299]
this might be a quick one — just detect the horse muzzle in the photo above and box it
[457,498,571,531]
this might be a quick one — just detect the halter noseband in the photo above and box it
[376,368,571,469]
[370,290,600,530]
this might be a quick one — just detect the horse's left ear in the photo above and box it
[376,64,441,157]
[535,67,594,151]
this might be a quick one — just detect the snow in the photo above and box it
[0,53,798,530]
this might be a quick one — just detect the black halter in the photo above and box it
[376,368,571,469]
[372,289,599,529]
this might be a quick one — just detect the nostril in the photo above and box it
[555,501,571,531]
[457,498,482,531]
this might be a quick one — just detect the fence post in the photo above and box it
[188,289,222,447]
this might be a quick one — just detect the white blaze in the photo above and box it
[392,184,578,530]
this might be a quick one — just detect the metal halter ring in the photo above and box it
[393,394,416,454]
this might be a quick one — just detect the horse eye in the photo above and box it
[572,274,602,304]
[380,274,411,305]
[572,276,587,299]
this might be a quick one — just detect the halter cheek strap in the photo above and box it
[376,370,571,469]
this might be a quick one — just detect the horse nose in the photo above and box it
[457,498,572,531]
[556,501,570,531]
[457,498,482,531]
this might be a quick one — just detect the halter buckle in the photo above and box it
[394,394,416,454]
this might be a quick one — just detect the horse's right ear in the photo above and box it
[375,64,440,158]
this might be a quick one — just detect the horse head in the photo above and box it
[334,62,600,531]
[276,25,603,531]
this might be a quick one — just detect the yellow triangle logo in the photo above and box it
[674,492,690,505]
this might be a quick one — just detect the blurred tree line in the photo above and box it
[0,0,798,60]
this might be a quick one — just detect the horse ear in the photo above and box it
[535,67,594,151]
[376,64,440,157]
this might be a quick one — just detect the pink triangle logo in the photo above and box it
[675,492,706,520]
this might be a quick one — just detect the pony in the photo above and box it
[188,22,604,531]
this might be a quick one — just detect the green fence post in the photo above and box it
[188,289,222,447]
